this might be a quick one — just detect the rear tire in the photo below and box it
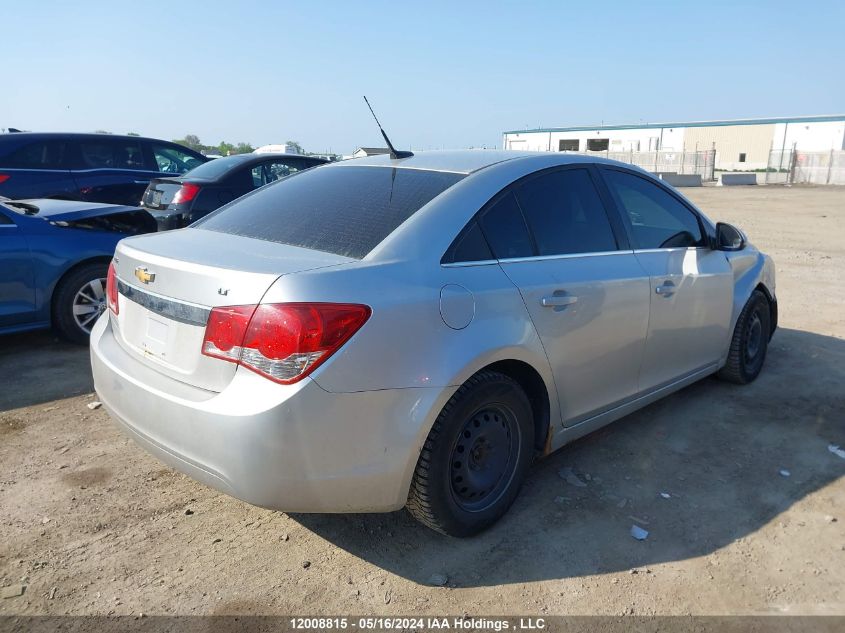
[407,370,534,537]
[52,262,109,345]
[718,290,771,384]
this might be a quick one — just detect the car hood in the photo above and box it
[6,198,143,222]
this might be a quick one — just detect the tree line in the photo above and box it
[97,131,310,157]
[171,134,256,156]
[171,135,309,157]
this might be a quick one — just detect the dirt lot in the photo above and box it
[1,185,844,618]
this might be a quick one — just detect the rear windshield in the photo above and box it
[195,166,464,259]
[182,155,250,180]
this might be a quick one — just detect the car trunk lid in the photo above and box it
[141,178,186,210]
[110,228,354,392]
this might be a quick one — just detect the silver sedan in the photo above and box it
[91,151,777,536]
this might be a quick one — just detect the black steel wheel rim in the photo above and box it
[449,404,521,512]
[745,310,764,365]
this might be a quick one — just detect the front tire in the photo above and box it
[718,290,771,384]
[407,370,535,537]
[52,262,109,345]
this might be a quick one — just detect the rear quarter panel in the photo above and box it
[261,258,562,499]
[261,259,558,397]
[15,215,125,322]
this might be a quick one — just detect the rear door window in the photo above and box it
[79,139,146,170]
[478,191,534,259]
[0,141,68,169]
[513,168,618,256]
[601,169,705,249]
[196,166,464,259]
[442,221,493,263]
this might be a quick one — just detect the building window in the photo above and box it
[558,139,579,151]
[738,153,747,163]
[587,138,609,151]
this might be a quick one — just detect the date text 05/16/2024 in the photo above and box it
[289,617,547,630]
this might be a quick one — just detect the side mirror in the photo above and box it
[715,222,745,251]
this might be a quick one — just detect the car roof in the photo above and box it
[179,153,327,179]
[334,149,623,175]
[0,131,183,144]
[225,153,327,165]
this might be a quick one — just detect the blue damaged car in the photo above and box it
[0,196,155,343]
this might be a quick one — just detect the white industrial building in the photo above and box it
[351,147,390,158]
[503,115,845,171]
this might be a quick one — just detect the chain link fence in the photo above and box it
[549,147,844,184]
[571,149,716,180]
[793,150,845,185]
[764,149,845,185]
[763,149,795,184]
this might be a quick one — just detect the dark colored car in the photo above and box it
[0,132,208,206]
[0,196,155,343]
[140,153,327,229]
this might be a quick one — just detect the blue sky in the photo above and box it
[4,1,843,154]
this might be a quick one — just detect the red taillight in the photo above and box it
[172,183,200,205]
[106,261,119,315]
[201,306,256,362]
[201,303,371,384]
[0,174,10,184]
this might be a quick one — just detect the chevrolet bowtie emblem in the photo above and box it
[134,266,156,284]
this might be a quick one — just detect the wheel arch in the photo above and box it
[481,359,552,454]
[49,256,112,323]
[396,345,560,511]
[725,250,776,337]
[754,282,778,338]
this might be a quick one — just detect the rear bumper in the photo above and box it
[90,314,451,512]
[145,209,187,231]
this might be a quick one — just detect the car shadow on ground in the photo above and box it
[0,330,93,411]
[292,327,845,587]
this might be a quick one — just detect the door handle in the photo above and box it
[541,295,578,307]
[133,180,149,184]
[655,280,676,297]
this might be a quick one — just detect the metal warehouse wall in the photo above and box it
[503,118,845,173]
[547,128,686,152]
[683,124,775,171]
[774,121,845,152]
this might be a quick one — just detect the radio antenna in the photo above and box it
[363,96,413,160]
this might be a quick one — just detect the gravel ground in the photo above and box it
[1,185,844,618]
